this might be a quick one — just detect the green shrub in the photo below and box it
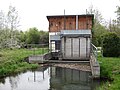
[0,49,40,77]
[101,32,120,57]
[100,63,112,78]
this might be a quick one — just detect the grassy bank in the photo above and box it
[97,55,120,90]
[0,48,47,77]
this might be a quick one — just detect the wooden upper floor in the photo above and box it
[47,14,94,32]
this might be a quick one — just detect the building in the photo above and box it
[47,14,94,60]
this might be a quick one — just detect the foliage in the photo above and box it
[18,31,26,44]
[0,5,20,48]
[101,32,120,57]
[39,30,49,44]
[0,29,20,48]
[0,10,5,30]
[0,6,48,48]
[0,6,49,49]
[25,27,40,44]
[87,5,108,46]
[116,6,120,25]
[0,48,48,77]
[19,27,49,45]
[107,6,120,37]
[109,19,120,36]
[92,23,107,46]
[97,53,120,90]
[7,5,20,31]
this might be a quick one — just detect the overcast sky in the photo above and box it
[0,0,120,31]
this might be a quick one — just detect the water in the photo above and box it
[0,66,100,90]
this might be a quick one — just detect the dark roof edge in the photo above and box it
[47,14,94,19]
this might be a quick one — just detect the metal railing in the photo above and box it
[23,44,49,55]
[91,43,98,60]
[90,43,100,78]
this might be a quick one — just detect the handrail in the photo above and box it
[90,44,100,78]
[91,43,98,50]
[91,43,98,60]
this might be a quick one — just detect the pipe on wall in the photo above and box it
[76,15,78,30]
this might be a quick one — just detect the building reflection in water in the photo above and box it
[50,66,98,90]
[0,66,100,90]
[28,66,50,82]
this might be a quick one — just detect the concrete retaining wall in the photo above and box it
[90,53,100,78]
[28,53,52,63]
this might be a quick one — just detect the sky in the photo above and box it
[0,0,120,31]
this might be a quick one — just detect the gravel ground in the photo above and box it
[53,63,91,72]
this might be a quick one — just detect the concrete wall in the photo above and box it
[61,37,90,60]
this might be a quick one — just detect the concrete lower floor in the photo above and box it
[27,52,100,78]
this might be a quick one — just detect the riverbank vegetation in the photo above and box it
[97,52,120,90]
[89,4,120,90]
[0,3,120,90]
[0,48,47,77]
[0,5,49,78]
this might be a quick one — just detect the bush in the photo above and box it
[101,32,120,57]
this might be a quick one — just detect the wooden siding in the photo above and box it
[47,15,93,32]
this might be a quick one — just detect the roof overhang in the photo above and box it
[60,30,91,38]
[47,14,94,20]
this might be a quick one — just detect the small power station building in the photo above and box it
[47,14,94,60]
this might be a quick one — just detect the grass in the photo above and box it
[97,52,120,90]
[0,48,48,77]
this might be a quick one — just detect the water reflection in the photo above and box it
[9,76,20,90]
[0,66,100,90]
[50,67,98,90]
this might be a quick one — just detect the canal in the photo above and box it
[0,66,100,90]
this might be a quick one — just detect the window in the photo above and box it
[69,22,72,30]
[50,22,53,27]
[58,22,61,25]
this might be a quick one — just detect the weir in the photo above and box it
[28,14,100,78]
[28,43,100,78]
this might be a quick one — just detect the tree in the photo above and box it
[0,10,5,30]
[7,5,20,31]
[18,31,26,43]
[101,32,120,57]
[0,5,20,48]
[106,5,120,37]
[88,5,104,24]
[116,6,120,26]
[111,5,120,37]
[39,31,49,44]
[0,5,49,48]
[26,27,40,44]
[25,28,49,44]
[87,5,108,46]
[6,6,20,48]
[108,19,120,36]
